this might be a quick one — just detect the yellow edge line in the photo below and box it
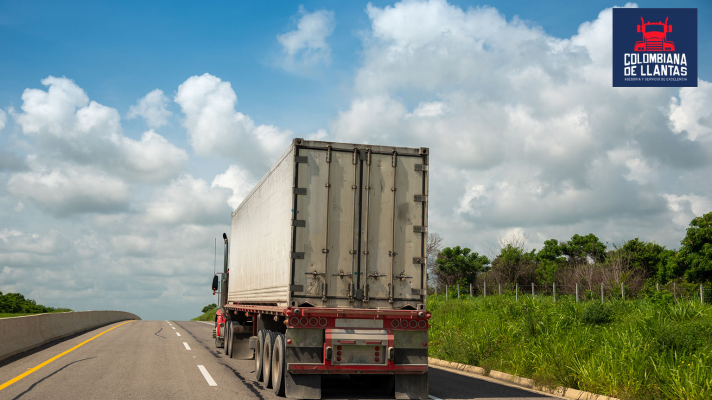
[0,320,133,391]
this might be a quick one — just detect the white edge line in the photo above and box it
[183,342,191,350]
[428,395,443,400]
[198,321,213,325]
[176,332,181,336]
[198,365,217,386]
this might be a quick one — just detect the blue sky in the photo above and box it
[2,0,708,137]
[1,0,710,319]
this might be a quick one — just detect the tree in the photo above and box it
[202,303,218,313]
[436,246,489,286]
[536,239,567,284]
[674,212,712,283]
[560,234,607,264]
[426,233,444,288]
[490,243,537,285]
[613,238,674,281]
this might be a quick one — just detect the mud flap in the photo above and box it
[285,372,321,399]
[231,332,254,359]
[395,372,428,399]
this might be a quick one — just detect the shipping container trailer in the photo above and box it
[211,138,430,399]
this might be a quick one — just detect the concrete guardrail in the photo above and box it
[0,311,140,362]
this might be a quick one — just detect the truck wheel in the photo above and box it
[263,331,277,388]
[271,333,286,396]
[224,321,232,356]
[255,330,266,382]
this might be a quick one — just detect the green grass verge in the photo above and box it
[0,313,43,318]
[191,308,217,322]
[428,295,712,400]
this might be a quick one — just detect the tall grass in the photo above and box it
[191,308,217,322]
[427,295,712,400]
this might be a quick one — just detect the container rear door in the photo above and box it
[292,147,360,303]
[360,151,426,305]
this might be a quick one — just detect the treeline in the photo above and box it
[0,292,72,314]
[429,212,712,296]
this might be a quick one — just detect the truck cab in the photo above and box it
[635,16,674,52]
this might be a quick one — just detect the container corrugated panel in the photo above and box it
[228,139,429,310]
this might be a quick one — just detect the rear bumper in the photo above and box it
[287,363,427,374]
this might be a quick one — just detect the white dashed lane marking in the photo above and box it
[176,332,181,337]
[183,342,191,350]
[198,365,217,386]
[429,395,443,400]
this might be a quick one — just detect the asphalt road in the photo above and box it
[0,320,562,400]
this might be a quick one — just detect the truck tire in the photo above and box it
[255,330,266,382]
[271,333,286,396]
[263,331,277,388]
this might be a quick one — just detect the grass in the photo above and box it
[0,313,44,318]
[0,311,73,319]
[427,294,712,400]
[191,308,218,322]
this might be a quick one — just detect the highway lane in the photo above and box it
[0,320,562,399]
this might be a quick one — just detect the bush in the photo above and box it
[581,301,614,325]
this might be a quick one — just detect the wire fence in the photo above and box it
[428,281,711,304]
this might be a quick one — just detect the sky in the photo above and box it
[0,0,710,320]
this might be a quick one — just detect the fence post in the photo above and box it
[656,282,660,292]
[516,283,519,301]
[674,282,677,303]
[499,283,502,296]
[601,282,604,303]
[553,282,556,302]
[484,281,487,298]
[532,282,535,297]
[702,285,705,304]
[576,283,579,303]
[621,282,625,301]
[469,283,473,297]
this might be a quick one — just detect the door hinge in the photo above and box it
[291,252,305,259]
[413,226,427,233]
[413,257,427,265]
[291,220,306,227]
[295,156,308,163]
[414,165,428,172]
[293,188,307,195]
[290,285,304,292]
[414,195,427,202]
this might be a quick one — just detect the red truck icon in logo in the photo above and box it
[635,16,674,51]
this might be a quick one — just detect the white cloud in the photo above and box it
[13,76,188,183]
[174,73,292,170]
[212,164,256,210]
[328,0,712,253]
[142,174,231,225]
[7,167,131,217]
[277,5,335,70]
[0,109,6,132]
[663,194,712,227]
[127,89,172,128]
[669,79,712,141]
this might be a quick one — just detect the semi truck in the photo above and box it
[211,138,430,399]
[635,16,675,52]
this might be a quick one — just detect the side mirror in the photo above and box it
[637,25,641,33]
[212,275,219,291]
[667,25,672,33]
